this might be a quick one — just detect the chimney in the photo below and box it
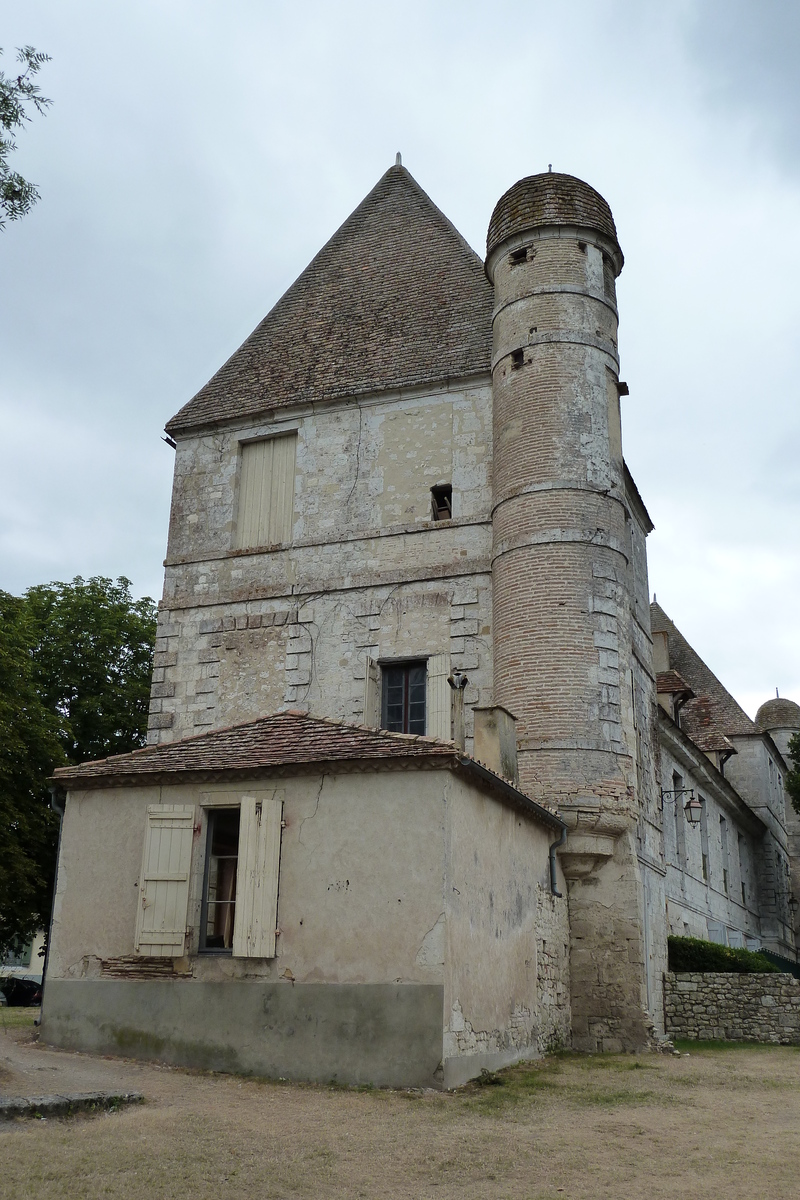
[472,706,518,785]
[652,630,670,674]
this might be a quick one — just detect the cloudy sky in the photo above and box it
[2,0,798,718]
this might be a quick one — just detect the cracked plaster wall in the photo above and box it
[47,770,449,988]
[442,773,570,1085]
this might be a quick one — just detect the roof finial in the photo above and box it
[777,687,780,698]
[395,152,402,166]
[548,163,552,172]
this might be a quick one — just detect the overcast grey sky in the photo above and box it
[2,0,798,718]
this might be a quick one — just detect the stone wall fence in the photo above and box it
[664,971,800,1044]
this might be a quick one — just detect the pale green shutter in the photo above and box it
[235,434,297,549]
[134,806,195,957]
[363,657,380,727]
[426,653,451,741]
[232,794,283,958]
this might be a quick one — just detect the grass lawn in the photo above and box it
[2,1043,799,1199]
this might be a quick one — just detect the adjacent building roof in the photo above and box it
[51,709,564,829]
[166,164,493,435]
[486,172,623,267]
[650,601,758,749]
[52,710,458,785]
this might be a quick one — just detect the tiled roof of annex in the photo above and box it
[650,601,758,751]
[166,164,493,435]
[52,710,458,785]
[51,710,563,825]
[52,710,563,828]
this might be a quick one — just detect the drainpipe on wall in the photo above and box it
[549,826,567,898]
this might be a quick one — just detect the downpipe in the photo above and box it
[549,825,567,898]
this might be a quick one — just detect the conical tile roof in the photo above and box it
[166,165,493,434]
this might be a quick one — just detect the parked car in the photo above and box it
[0,975,42,1007]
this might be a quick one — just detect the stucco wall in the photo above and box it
[442,774,569,1087]
[46,769,448,986]
[664,971,800,1044]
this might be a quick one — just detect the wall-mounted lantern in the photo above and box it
[660,786,701,825]
[683,794,703,825]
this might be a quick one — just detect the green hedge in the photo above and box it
[668,935,779,974]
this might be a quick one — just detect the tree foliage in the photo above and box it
[0,45,51,228]
[24,577,158,763]
[787,730,800,816]
[0,577,157,956]
[0,592,63,955]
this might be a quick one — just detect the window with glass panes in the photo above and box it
[381,661,426,735]
[200,808,241,952]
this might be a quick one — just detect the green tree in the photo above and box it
[787,730,800,815]
[0,577,157,955]
[0,45,51,228]
[0,592,63,956]
[24,577,158,763]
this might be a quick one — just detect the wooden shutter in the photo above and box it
[134,805,195,957]
[363,657,380,727]
[426,653,451,741]
[235,433,297,549]
[232,794,283,958]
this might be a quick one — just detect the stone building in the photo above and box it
[42,161,798,1082]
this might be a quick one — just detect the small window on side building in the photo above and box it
[431,484,452,521]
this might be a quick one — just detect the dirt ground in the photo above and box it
[2,1012,799,1200]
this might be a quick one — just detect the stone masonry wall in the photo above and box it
[664,971,800,1043]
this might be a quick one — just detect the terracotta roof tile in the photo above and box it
[166,165,493,435]
[656,670,694,696]
[52,710,458,786]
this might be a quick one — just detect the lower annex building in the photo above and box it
[42,161,799,1085]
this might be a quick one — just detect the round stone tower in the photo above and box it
[486,174,658,1052]
[485,173,631,807]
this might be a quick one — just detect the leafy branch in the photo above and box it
[0,45,52,228]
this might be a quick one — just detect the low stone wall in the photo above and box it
[664,971,800,1044]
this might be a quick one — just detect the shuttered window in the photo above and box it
[134,805,195,957]
[232,794,284,959]
[235,433,297,549]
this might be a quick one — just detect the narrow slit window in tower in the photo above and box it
[509,247,528,266]
[511,349,524,370]
[431,484,452,521]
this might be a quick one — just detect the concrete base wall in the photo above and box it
[41,980,445,1089]
[664,971,800,1044]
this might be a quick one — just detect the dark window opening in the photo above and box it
[382,661,426,735]
[511,348,524,370]
[431,484,452,521]
[200,807,240,953]
[509,247,528,266]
